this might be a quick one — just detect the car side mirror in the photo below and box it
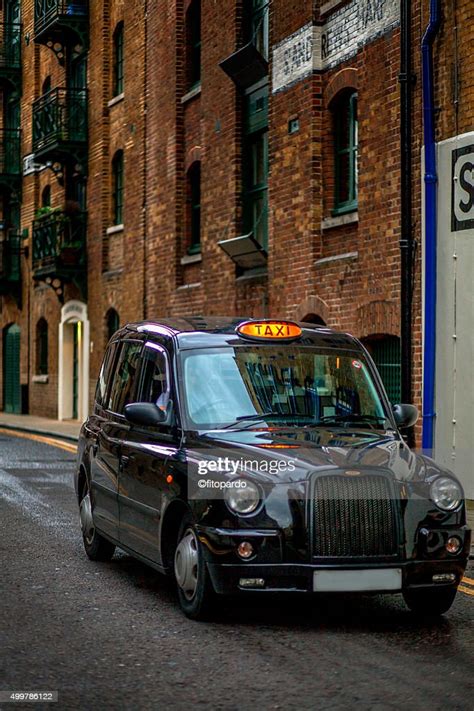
[392,403,419,429]
[124,402,168,427]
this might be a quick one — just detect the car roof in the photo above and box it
[119,317,361,350]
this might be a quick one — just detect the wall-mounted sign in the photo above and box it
[452,144,474,231]
[23,154,44,176]
[272,0,400,94]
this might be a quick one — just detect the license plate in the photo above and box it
[313,568,402,592]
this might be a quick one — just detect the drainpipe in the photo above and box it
[399,0,414,424]
[421,0,441,452]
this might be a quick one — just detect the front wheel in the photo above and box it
[79,478,116,562]
[403,587,457,617]
[174,515,217,620]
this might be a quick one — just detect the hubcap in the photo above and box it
[79,491,95,545]
[174,528,199,600]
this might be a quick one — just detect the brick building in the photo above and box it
[0,0,472,489]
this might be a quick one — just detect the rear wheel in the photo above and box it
[79,477,115,562]
[403,587,457,616]
[174,514,216,620]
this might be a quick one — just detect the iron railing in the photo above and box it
[33,210,87,272]
[32,88,87,153]
[35,0,88,36]
[0,23,22,70]
[0,129,21,176]
[0,231,21,284]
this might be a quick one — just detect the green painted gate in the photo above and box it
[371,336,401,405]
[3,323,21,413]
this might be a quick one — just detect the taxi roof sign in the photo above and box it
[236,320,302,341]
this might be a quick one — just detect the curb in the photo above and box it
[0,423,79,444]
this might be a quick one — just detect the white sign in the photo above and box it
[23,154,44,176]
[452,144,474,231]
[272,0,400,94]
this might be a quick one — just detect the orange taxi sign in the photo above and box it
[236,320,302,341]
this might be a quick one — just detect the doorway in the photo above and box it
[58,301,90,421]
[3,323,21,413]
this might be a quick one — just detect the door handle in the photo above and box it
[120,455,130,467]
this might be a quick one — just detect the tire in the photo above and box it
[403,587,457,617]
[174,513,217,620]
[79,477,116,562]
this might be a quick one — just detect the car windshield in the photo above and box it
[179,346,390,431]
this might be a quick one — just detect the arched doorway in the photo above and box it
[58,301,90,421]
[3,323,21,413]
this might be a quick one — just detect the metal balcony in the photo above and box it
[34,0,88,61]
[0,230,21,295]
[0,129,21,189]
[32,88,87,162]
[0,23,22,85]
[32,210,87,282]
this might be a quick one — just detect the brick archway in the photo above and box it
[293,295,331,326]
[185,145,202,172]
[356,300,399,340]
[324,68,359,108]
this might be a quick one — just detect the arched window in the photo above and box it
[42,75,51,95]
[36,318,48,376]
[41,185,51,208]
[106,308,120,340]
[365,335,401,404]
[186,0,201,89]
[112,150,124,225]
[332,90,358,214]
[187,162,201,254]
[113,22,124,96]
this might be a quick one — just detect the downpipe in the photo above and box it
[421,0,441,452]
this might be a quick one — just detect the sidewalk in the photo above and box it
[0,412,81,442]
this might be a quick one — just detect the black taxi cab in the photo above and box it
[75,317,471,619]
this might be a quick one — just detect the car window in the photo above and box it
[135,343,170,410]
[107,340,142,414]
[95,342,118,408]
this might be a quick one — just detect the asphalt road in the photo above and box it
[1,431,473,711]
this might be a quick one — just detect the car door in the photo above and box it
[90,339,142,540]
[118,341,179,563]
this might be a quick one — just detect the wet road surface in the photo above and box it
[0,432,473,710]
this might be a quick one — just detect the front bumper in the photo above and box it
[206,559,469,595]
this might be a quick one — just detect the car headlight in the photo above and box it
[430,477,462,511]
[225,479,261,515]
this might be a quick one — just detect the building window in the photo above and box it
[36,318,48,376]
[42,76,51,95]
[187,162,201,254]
[243,85,268,250]
[333,90,358,214]
[366,336,401,404]
[113,22,124,97]
[106,308,120,340]
[247,0,269,60]
[186,0,201,89]
[41,185,51,208]
[112,150,124,225]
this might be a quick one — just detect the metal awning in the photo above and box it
[218,232,267,270]
[219,43,268,91]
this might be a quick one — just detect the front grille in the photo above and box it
[313,474,398,557]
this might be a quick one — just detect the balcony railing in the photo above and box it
[33,210,87,276]
[0,129,21,177]
[35,0,88,37]
[0,231,21,291]
[0,23,22,71]
[32,88,87,156]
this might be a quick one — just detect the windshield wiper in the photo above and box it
[221,413,313,430]
[315,414,389,429]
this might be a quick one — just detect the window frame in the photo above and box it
[242,85,269,251]
[106,339,142,415]
[187,162,201,255]
[134,342,171,409]
[248,0,269,60]
[333,90,358,215]
[112,22,124,97]
[112,150,124,226]
[186,0,201,90]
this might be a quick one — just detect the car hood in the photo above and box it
[184,426,428,484]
